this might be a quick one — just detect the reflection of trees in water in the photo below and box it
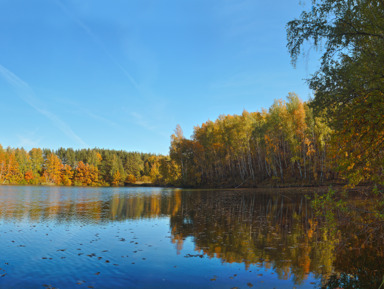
[0,189,180,223]
[324,241,384,289]
[169,190,384,288]
[317,195,384,289]
[0,188,382,287]
[169,190,337,284]
[109,190,181,220]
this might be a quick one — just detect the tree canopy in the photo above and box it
[169,95,335,188]
[0,145,161,187]
[287,0,384,185]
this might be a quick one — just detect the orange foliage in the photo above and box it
[24,171,34,183]
[43,153,63,185]
[5,152,22,184]
[74,161,99,186]
[61,164,74,186]
[126,174,136,184]
[112,171,121,186]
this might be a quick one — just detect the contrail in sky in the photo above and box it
[0,64,88,147]
[54,0,141,93]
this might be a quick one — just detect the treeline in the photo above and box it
[169,94,336,187]
[0,146,167,186]
[1,92,378,188]
[0,94,342,188]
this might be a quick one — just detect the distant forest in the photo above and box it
[0,92,381,188]
[0,93,366,188]
[0,146,163,186]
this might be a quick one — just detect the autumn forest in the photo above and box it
[0,91,380,189]
[0,93,328,187]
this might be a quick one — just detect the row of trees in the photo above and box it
[0,146,164,186]
[169,94,336,187]
[1,91,370,188]
[1,90,380,188]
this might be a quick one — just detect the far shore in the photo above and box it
[0,183,372,195]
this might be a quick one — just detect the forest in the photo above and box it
[0,88,382,188]
[169,94,334,188]
[0,146,164,186]
[0,94,334,188]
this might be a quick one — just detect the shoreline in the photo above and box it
[0,183,372,193]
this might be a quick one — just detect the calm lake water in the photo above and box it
[0,186,381,289]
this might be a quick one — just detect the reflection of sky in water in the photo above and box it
[0,186,337,288]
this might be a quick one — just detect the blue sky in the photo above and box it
[0,0,319,155]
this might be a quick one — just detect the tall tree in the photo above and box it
[29,148,44,182]
[287,0,384,185]
[43,153,63,185]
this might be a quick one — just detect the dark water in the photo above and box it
[0,186,382,289]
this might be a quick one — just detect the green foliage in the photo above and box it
[310,186,384,289]
[311,188,347,231]
[287,0,384,186]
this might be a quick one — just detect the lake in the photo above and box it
[0,186,382,289]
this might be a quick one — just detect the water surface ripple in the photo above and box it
[0,186,381,288]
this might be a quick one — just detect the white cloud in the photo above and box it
[130,111,156,131]
[17,135,41,149]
